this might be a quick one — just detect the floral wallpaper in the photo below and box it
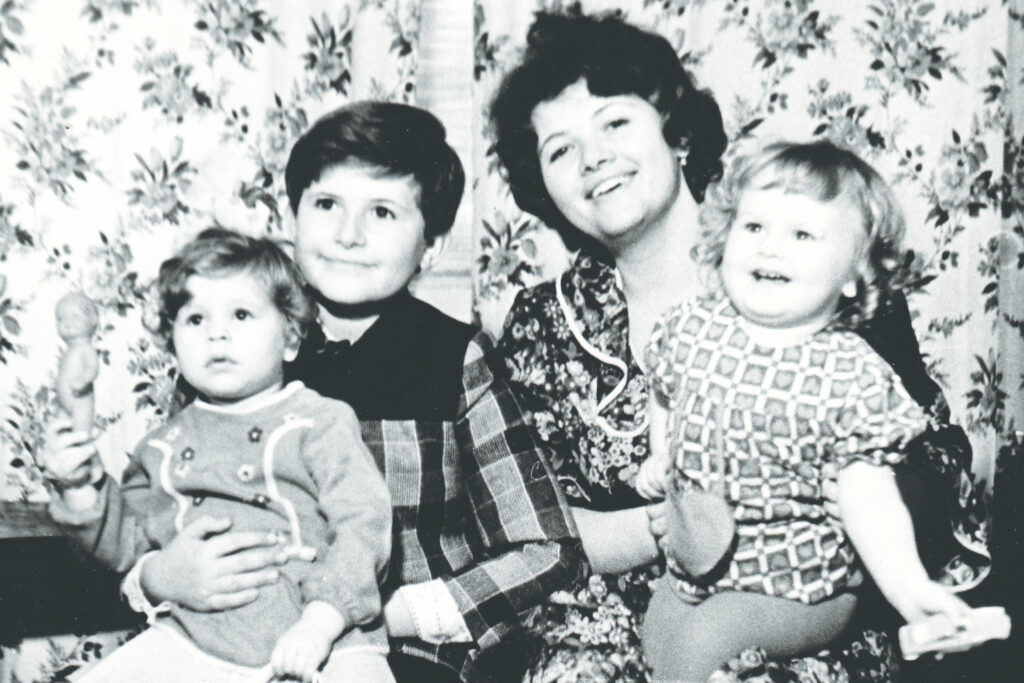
[472,0,1024,488]
[0,0,421,680]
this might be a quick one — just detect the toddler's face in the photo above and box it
[172,271,297,405]
[293,161,429,307]
[720,186,866,337]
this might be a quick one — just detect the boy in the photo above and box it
[125,102,585,682]
[42,229,393,682]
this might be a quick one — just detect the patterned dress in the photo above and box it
[647,295,926,604]
[496,251,989,683]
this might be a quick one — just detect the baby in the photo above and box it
[41,228,394,683]
[636,141,972,681]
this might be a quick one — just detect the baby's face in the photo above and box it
[720,187,866,338]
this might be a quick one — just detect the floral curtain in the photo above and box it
[0,1,421,680]
[473,0,1024,491]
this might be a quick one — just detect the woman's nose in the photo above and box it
[581,139,613,173]
[335,215,365,247]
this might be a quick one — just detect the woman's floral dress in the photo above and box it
[496,251,989,683]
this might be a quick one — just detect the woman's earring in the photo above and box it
[677,147,689,168]
[842,280,858,298]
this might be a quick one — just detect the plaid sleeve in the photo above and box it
[442,332,586,651]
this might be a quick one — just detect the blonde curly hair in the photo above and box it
[695,140,908,330]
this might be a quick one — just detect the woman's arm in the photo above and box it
[571,505,661,574]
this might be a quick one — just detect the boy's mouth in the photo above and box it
[207,357,236,368]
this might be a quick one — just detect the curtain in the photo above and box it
[473,0,1024,491]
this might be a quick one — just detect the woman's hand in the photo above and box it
[141,516,288,611]
[891,578,973,629]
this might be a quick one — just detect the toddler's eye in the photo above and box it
[234,309,252,321]
[313,197,336,210]
[743,222,762,233]
[185,313,203,326]
[373,205,396,220]
[795,230,814,241]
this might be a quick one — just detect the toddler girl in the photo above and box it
[636,141,972,681]
[40,228,394,683]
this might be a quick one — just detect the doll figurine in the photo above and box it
[55,291,100,431]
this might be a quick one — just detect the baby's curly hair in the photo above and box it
[155,227,315,353]
[696,140,908,330]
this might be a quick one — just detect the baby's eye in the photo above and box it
[185,313,203,326]
[795,230,815,241]
[233,309,252,321]
[313,197,336,210]
[743,222,762,233]
[373,205,396,220]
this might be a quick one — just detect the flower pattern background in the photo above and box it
[1,0,1023,680]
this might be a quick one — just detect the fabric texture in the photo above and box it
[496,250,988,682]
[50,382,391,668]
[289,290,585,682]
[646,295,927,604]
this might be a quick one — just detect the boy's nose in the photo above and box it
[335,216,366,247]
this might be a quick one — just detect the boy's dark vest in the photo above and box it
[287,291,477,421]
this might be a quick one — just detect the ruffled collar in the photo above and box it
[555,250,632,364]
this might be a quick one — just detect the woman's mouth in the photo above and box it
[586,173,634,199]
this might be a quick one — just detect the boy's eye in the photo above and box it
[233,309,252,321]
[373,205,396,220]
[314,197,336,210]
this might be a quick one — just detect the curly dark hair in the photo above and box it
[489,9,727,251]
[697,140,909,330]
[156,227,315,353]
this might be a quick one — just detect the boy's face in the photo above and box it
[294,161,429,307]
[172,271,298,405]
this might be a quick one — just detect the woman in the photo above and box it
[490,9,987,681]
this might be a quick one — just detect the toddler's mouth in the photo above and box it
[752,269,790,282]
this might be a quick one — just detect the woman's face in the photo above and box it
[531,79,683,252]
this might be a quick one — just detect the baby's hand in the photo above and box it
[39,418,102,488]
[635,455,669,500]
[893,579,972,630]
[270,602,345,682]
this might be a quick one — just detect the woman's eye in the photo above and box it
[314,197,335,210]
[548,144,571,164]
[373,205,396,220]
[607,117,629,130]
[234,309,251,321]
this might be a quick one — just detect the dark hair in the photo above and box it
[285,101,465,241]
[156,227,315,352]
[698,140,908,329]
[489,9,727,249]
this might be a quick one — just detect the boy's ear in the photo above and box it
[418,232,450,273]
[283,327,302,363]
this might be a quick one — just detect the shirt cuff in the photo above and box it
[401,579,473,644]
[121,551,172,625]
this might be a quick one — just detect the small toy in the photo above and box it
[52,291,103,497]
[899,606,1011,660]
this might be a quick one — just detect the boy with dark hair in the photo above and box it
[125,102,585,683]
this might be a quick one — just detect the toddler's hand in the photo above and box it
[270,602,345,682]
[635,455,669,500]
[894,579,972,630]
[39,418,102,488]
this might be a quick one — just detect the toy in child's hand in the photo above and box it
[899,606,1011,660]
[55,291,100,432]
[52,291,103,494]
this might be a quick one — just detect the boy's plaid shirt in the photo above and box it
[292,294,586,681]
